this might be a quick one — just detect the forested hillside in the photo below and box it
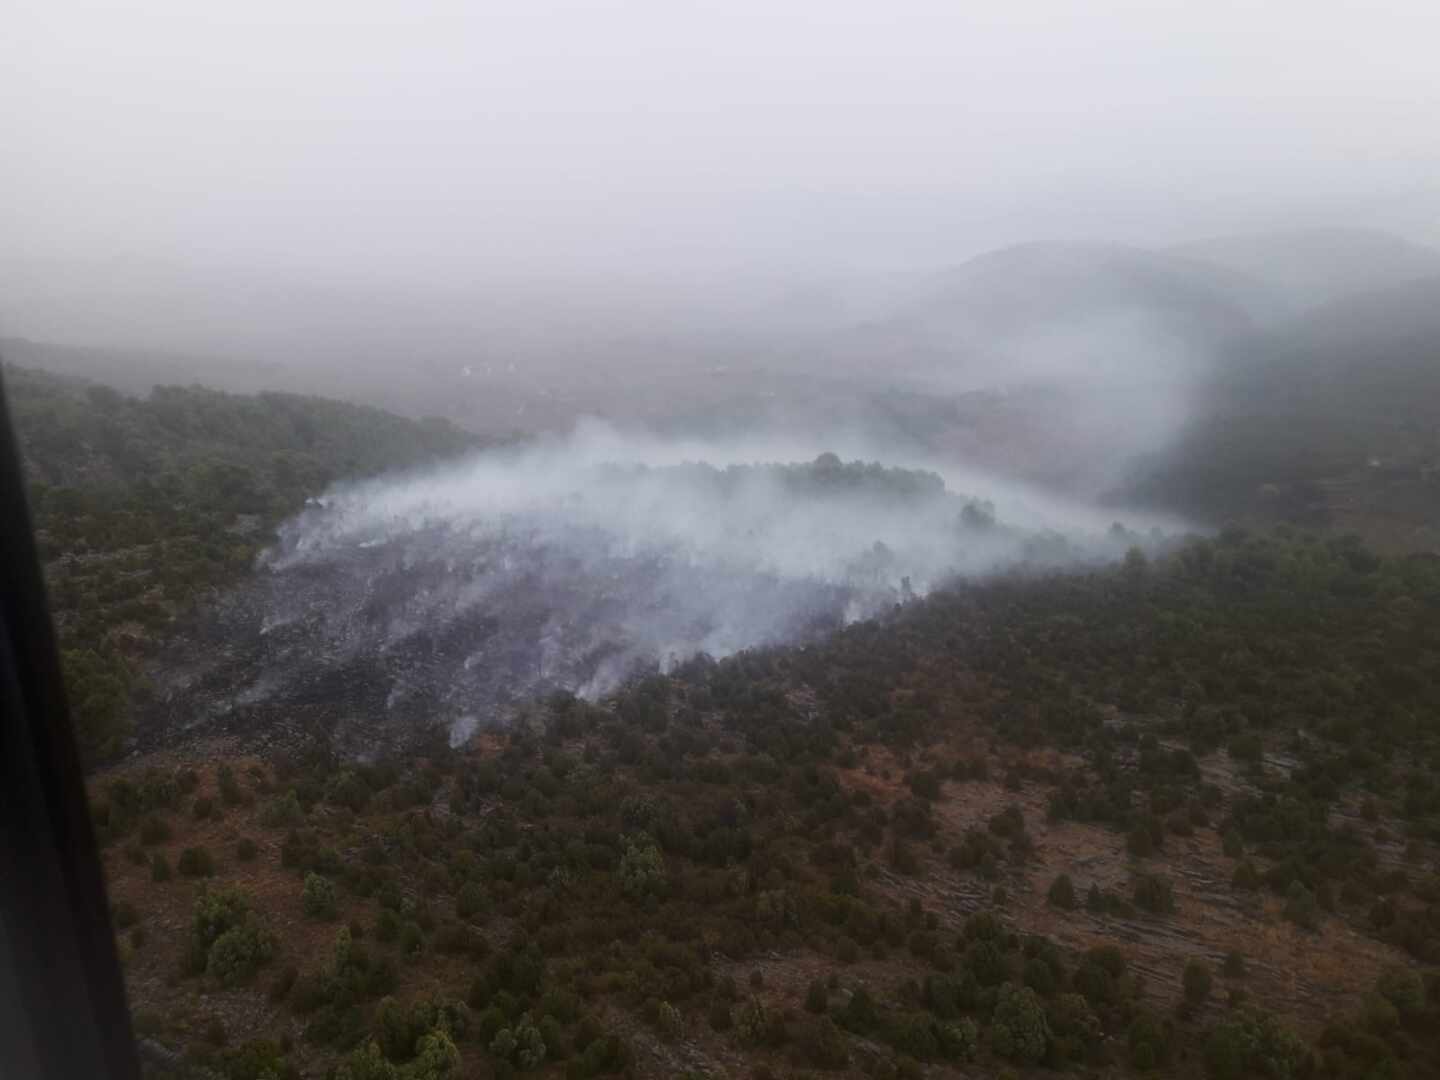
[8,361,1438,1080]
[91,527,1440,1080]
[1123,278,1440,548]
[4,364,482,761]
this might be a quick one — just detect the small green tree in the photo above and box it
[800,1016,849,1068]
[1375,965,1424,1016]
[1183,959,1214,1008]
[192,887,251,954]
[455,881,485,921]
[490,1016,545,1070]
[412,1027,461,1079]
[618,833,666,899]
[1282,881,1319,930]
[1128,1008,1174,1068]
[178,846,215,878]
[736,995,770,1045]
[207,925,275,988]
[656,1000,682,1040]
[1363,992,1400,1033]
[1232,860,1261,891]
[217,763,246,807]
[1048,993,1102,1063]
[989,982,1050,1065]
[139,815,171,845]
[805,978,829,1014]
[303,872,338,921]
[190,887,273,986]
[335,1039,400,1080]
[260,790,304,829]
[1133,873,1175,915]
[936,1016,980,1061]
[1047,873,1077,910]
[1204,1009,1308,1080]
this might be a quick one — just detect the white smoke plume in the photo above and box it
[153,422,1183,755]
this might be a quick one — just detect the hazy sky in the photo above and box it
[5,0,1440,279]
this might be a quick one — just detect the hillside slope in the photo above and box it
[92,529,1440,1080]
[1121,277,1440,549]
[4,363,484,760]
[1174,229,1440,315]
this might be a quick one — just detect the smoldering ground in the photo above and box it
[139,423,1182,757]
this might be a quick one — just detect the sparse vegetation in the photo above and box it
[38,363,1440,1080]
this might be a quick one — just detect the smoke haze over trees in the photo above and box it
[6,4,1440,1079]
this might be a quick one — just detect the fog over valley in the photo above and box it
[3,0,1440,798]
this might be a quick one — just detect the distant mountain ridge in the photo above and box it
[1173,227,1440,314]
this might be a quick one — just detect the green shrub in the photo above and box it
[261,790,305,829]
[455,881,485,921]
[375,908,401,943]
[936,1016,980,1061]
[333,1039,399,1080]
[1283,882,1319,930]
[188,887,273,986]
[303,873,338,921]
[178,846,215,878]
[1363,992,1400,1034]
[491,1017,546,1070]
[268,965,298,1003]
[236,836,259,862]
[989,983,1049,1065]
[735,996,771,1046]
[1128,1009,1174,1069]
[800,1016,849,1068]
[618,833,666,899]
[207,924,276,988]
[1133,873,1175,915]
[191,888,250,952]
[1232,860,1261,891]
[400,921,425,958]
[1047,873,1076,909]
[1375,965,1425,1015]
[1183,959,1213,1007]
[886,1011,938,1060]
[1204,1009,1308,1080]
[150,852,172,882]
[139,815,171,845]
[805,978,828,1014]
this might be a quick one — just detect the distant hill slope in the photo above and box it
[2,362,484,761]
[1174,227,1440,314]
[1120,276,1440,549]
[820,243,1262,389]
[0,335,289,400]
[7,362,478,496]
[895,242,1261,341]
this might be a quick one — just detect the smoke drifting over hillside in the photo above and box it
[153,426,1179,755]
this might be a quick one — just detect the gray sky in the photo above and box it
[4,0,1440,279]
